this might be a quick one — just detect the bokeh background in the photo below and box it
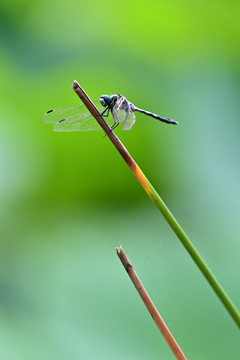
[0,0,239,359]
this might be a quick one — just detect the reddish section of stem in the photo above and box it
[72,81,152,195]
[72,80,137,170]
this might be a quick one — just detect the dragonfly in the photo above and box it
[43,94,178,132]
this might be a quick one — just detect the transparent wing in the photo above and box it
[112,108,128,125]
[42,99,103,124]
[54,113,102,131]
[112,96,135,130]
[121,111,136,130]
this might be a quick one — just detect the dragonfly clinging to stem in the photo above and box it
[43,94,178,132]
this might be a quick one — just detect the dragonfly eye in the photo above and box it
[99,95,111,107]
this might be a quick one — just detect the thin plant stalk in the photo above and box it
[72,80,240,328]
[116,246,188,360]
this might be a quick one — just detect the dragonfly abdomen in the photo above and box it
[134,107,178,125]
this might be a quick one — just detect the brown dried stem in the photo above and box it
[116,246,187,360]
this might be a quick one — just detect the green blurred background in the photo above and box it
[0,0,239,359]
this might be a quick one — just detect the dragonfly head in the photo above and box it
[99,95,111,107]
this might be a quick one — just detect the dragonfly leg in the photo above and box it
[101,107,110,117]
[111,122,119,130]
[103,122,119,138]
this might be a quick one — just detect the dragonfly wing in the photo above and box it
[112,96,135,130]
[53,113,102,131]
[121,111,136,130]
[112,108,128,125]
[43,99,103,124]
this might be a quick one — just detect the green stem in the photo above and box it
[146,176,240,328]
